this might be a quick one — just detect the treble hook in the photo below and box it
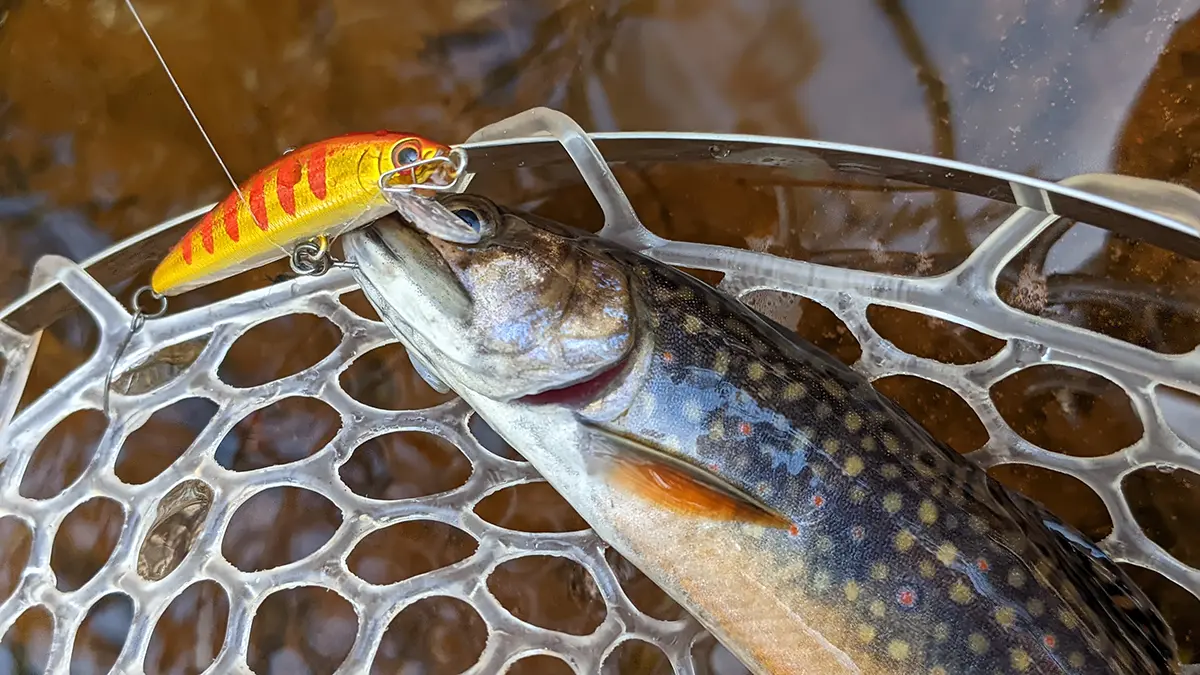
[103,285,168,417]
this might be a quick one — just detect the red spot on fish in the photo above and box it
[812,495,825,507]
[306,146,328,200]
[708,463,720,471]
[739,421,752,436]
[276,155,303,216]
[788,524,800,537]
[976,558,990,572]
[222,199,239,242]
[1043,635,1056,649]
[249,173,269,231]
[850,525,865,542]
[662,351,674,363]
[180,232,193,265]
[896,588,917,607]
[198,219,215,254]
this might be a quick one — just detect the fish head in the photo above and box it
[344,193,634,401]
[368,132,462,192]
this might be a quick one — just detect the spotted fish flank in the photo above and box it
[345,193,1182,675]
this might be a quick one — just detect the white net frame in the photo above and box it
[0,130,1197,674]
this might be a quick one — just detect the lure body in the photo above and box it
[150,131,456,296]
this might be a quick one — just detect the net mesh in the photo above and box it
[0,164,1197,674]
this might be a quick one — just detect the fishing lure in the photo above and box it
[149,131,466,297]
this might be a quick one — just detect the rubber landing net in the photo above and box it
[0,117,1197,674]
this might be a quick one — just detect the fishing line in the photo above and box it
[121,0,291,259]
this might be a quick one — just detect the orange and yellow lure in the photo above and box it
[150,131,460,297]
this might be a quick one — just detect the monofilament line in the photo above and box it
[121,0,283,253]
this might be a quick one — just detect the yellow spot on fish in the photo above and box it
[822,438,840,455]
[683,314,703,334]
[1011,649,1032,672]
[713,350,730,376]
[844,411,862,432]
[870,600,886,618]
[930,668,948,675]
[1069,653,1085,668]
[919,560,936,579]
[871,563,889,581]
[747,362,766,381]
[968,633,989,654]
[936,543,958,566]
[861,437,877,452]
[1059,609,1079,629]
[949,580,973,605]
[887,640,910,661]
[850,486,867,503]
[1008,568,1027,588]
[919,499,938,525]
[881,464,901,479]
[857,624,876,643]
[932,623,949,642]
[844,456,864,477]
[882,433,901,453]
[844,580,860,602]
[995,606,1016,628]
[894,529,916,553]
[683,400,704,423]
[883,492,902,514]
[1027,598,1045,617]
[709,417,725,441]
[782,382,806,401]
[812,570,831,591]
[823,380,846,398]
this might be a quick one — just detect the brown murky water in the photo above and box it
[2,0,1200,673]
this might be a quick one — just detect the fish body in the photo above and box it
[150,132,458,296]
[344,193,1181,675]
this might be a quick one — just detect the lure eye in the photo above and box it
[395,145,421,166]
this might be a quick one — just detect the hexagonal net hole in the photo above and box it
[488,556,607,636]
[16,303,98,414]
[990,364,1142,457]
[216,397,340,471]
[740,290,861,366]
[218,313,342,388]
[248,586,358,675]
[371,597,487,675]
[347,521,477,586]
[1,605,53,675]
[507,655,574,675]
[340,343,456,411]
[340,431,471,500]
[475,482,589,533]
[51,497,124,592]
[865,305,1005,364]
[223,487,342,573]
[20,409,107,500]
[1123,467,1200,570]
[71,593,133,675]
[988,464,1113,542]
[146,580,229,675]
[873,375,989,454]
[997,220,1200,355]
[0,516,32,606]
[603,640,673,674]
[116,398,218,484]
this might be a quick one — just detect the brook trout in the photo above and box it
[344,193,1181,674]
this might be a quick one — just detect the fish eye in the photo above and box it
[452,208,482,232]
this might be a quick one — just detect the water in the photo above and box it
[1,0,1199,672]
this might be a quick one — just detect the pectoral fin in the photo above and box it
[582,421,791,530]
